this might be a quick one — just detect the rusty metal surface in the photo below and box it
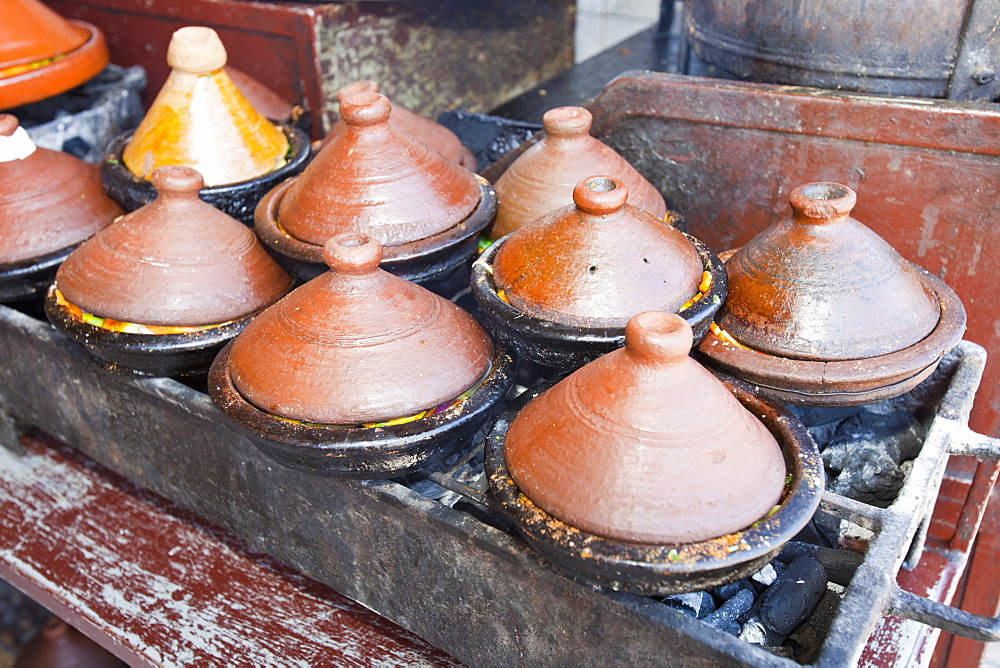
[947,0,1000,102]
[585,72,1000,438]
[46,0,574,138]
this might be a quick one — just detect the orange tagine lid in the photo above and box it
[504,312,786,544]
[0,114,121,264]
[122,27,289,187]
[55,166,293,326]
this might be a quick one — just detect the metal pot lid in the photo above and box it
[55,166,292,326]
[492,175,704,328]
[122,27,289,187]
[490,105,667,239]
[715,182,941,361]
[275,91,481,248]
[0,114,121,265]
[226,233,493,425]
[504,311,786,545]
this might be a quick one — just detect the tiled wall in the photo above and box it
[575,0,662,62]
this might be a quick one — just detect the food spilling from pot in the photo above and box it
[472,175,725,371]
[208,234,515,478]
[44,166,293,377]
[697,182,966,406]
[254,91,497,285]
[485,311,824,595]
[100,26,310,224]
[0,113,121,303]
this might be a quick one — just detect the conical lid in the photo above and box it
[330,80,473,168]
[0,114,121,264]
[492,175,703,327]
[0,0,88,70]
[490,106,667,239]
[122,27,289,187]
[505,312,786,544]
[55,166,293,326]
[716,182,940,361]
[227,234,493,424]
[276,91,481,248]
[224,65,293,123]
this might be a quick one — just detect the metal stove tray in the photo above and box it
[0,301,997,666]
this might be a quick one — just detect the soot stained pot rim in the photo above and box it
[484,372,824,596]
[696,265,966,406]
[100,125,311,225]
[44,286,254,377]
[0,243,77,302]
[254,177,498,285]
[208,343,517,478]
[469,231,726,371]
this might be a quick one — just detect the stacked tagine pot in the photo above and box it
[46,166,293,376]
[486,311,823,594]
[489,105,668,239]
[697,182,966,406]
[101,26,310,224]
[255,91,496,285]
[0,114,122,303]
[0,0,110,109]
[472,175,725,370]
[209,233,516,478]
[331,80,476,170]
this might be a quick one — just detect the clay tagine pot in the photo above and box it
[101,27,309,224]
[489,106,667,239]
[14,616,126,668]
[0,114,121,302]
[472,175,726,371]
[486,312,824,595]
[209,233,516,478]
[225,65,300,126]
[45,166,294,377]
[0,0,110,110]
[697,182,967,406]
[255,91,497,285]
[331,80,476,170]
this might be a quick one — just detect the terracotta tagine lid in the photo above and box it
[227,233,493,424]
[715,182,941,361]
[55,166,292,326]
[14,616,126,668]
[275,91,481,248]
[492,175,703,327]
[504,311,786,545]
[490,106,667,239]
[330,80,476,169]
[122,26,289,187]
[0,114,121,264]
[224,65,295,124]
[0,0,109,109]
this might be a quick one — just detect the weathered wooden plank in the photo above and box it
[0,433,460,667]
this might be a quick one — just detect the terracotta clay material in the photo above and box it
[0,114,121,301]
[493,175,702,327]
[122,26,289,187]
[55,166,292,326]
[489,106,667,239]
[209,233,514,477]
[255,92,495,284]
[0,0,109,109]
[501,311,786,545]
[225,65,295,124]
[226,233,493,425]
[472,175,725,370]
[332,80,476,170]
[698,182,967,405]
[485,358,823,595]
[14,616,126,668]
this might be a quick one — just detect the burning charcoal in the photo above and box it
[738,618,776,646]
[785,589,842,664]
[723,622,742,636]
[751,562,781,587]
[703,587,754,630]
[663,591,716,619]
[758,556,827,637]
[787,404,863,427]
[821,410,924,506]
[711,578,751,602]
